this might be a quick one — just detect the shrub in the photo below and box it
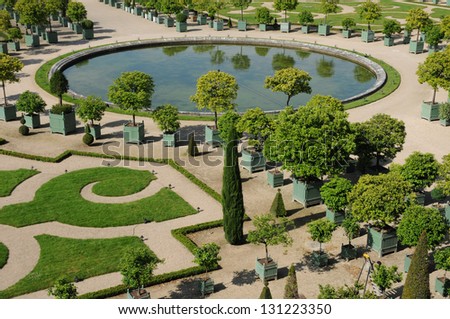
[270,189,286,217]
[82,133,94,146]
[284,264,299,299]
[439,102,450,121]
[50,104,73,115]
[151,104,180,133]
[320,177,352,212]
[16,90,46,115]
[342,17,356,30]
[259,282,272,299]
[7,27,22,41]
[80,19,94,30]
[19,125,29,136]
[176,12,187,23]
[371,263,402,295]
[298,9,314,25]
[255,7,273,25]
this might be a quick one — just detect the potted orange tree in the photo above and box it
[406,8,431,54]
[151,104,180,147]
[193,243,221,297]
[76,95,107,139]
[321,176,353,224]
[274,0,298,33]
[341,17,355,38]
[16,90,46,129]
[382,19,401,47]
[298,9,314,34]
[358,0,381,43]
[307,219,336,267]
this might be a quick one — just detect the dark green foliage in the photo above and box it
[50,103,72,115]
[48,276,78,299]
[0,137,6,145]
[176,12,187,23]
[0,242,8,269]
[371,263,402,294]
[49,71,69,106]
[400,152,439,192]
[259,282,273,299]
[318,283,378,299]
[80,19,93,30]
[18,125,29,135]
[341,215,360,244]
[222,125,245,245]
[187,133,199,157]
[82,133,94,146]
[431,187,445,202]
[320,177,353,212]
[218,110,241,141]
[402,231,430,299]
[284,264,299,298]
[270,189,286,217]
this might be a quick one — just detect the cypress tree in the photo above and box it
[284,264,299,298]
[402,231,431,299]
[259,281,273,299]
[187,133,199,156]
[222,125,245,245]
[270,189,287,217]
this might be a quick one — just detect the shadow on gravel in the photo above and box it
[302,251,338,272]
[231,269,257,286]
[166,278,202,299]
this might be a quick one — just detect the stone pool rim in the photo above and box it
[50,36,386,114]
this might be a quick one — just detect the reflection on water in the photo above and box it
[64,44,377,112]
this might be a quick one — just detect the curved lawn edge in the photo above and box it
[0,242,8,269]
[0,169,40,197]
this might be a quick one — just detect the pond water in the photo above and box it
[63,44,376,112]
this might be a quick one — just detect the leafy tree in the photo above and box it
[434,247,450,279]
[307,219,336,254]
[247,213,293,260]
[187,133,199,157]
[271,53,295,71]
[190,70,238,128]
[357,0,381,31]
[437,153,450,196]
[0,9,12,32]
[119,247,161,289]
[406,8,432,42]
[49,70,69,106]
[382,19,401,38]
[425,24,444,48]
[442,15,450,41]
[402,231,431,299]
[341,17,356,30]
[76,95,107,126]
[14,0,48,34]
[298,9,314,26]
[16,91,46,115]
[0,0,17,11]
[151,104,180,133]
[320,177,352,213]
[159,0,183,18]
[193,242,221,274]
[270,189,287,217]
[108,71,154,126]
[264,96,355,182]
[264,67,311,106]
[318,282,377,299]
[397,206,448,249]
[259,281,273,299]
[416,47,450,105]
[255,7,273,25]
[44,0,63,32]
[217,110,241,142]
[400,151,440,192]
[7,27,22,42]
[284,264,299,299]
[0,53,23,107]
[320,0,338,25]
[231,0,251,21]
[341,215,360,245]
[222,126,245,245]
[348,172,412,228]
[47,276,78,299]
[355,113,406,168]
[273,0,298,22]
[66,1,87,23]
[236,107,273,151]
[371,263,402,295]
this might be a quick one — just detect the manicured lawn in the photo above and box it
[0,242,8,269]
[0,167,197,227]
[0,169,40,197]
[0,235,151,298]
[91,168,155,196]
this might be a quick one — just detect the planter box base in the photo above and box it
[312,251,328,267]
[241,149,266,173]
[199,278,214,297]
[0,105,17,121]
[292,179,322,208]
[123,123,145,144]
[340,244,357,261]
[267,170,284,188]
[367,226,398,257]
[255,258,278,281]
[421,102,440,121]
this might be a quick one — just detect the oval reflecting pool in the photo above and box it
[63,44,376,112]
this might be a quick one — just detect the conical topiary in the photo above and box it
[259,281,272,299]
[188,133,199,157]
[402,231,430,299]
[270,189,287,217]
[284,264,299,298]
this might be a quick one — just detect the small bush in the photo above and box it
[80,19,94,30]
[82,133,94,146]
[19,125,29,136]
[176,13,187,23]
[51,104,73,115]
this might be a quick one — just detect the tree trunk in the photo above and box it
[286,95,291,106]
[59,94,63,106]
[417,28,420,42]
[132,114,136,126]
[2,80,7,106]
[432,88,437,105]
[48,17,52,32]
[265,243,269,261]
[214,111,218,129]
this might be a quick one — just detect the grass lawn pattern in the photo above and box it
[0,235,152,298]
[0,242,8,269]
[0,167,197,227]
[0,169,40,197]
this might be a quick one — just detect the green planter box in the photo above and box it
[409,40,424,54]
[49,111,77,135]
[428,45,439,54]
[259,23,267,31]
[60,17,68,27]
[384,36,394,46]
[318,24,330,36]
[24,113,41,129]
[25,34,40,47]
[238,20,247,31]
[241,149,266,173]
[204,126,223,146]
[199,278,214,296]
[267,170,284,188]
[198,14,207,25]
[213,20,223,31]
[73,23,83,34]
[176,22,187,32]
[104,0,110,4]
[7,41,20,51]
[89,124,101,139]
[292,178,322,208]
[133,6,143,16]
[404,254,412,273]
[123,122,145,144]
[444,204,450,223]
[361,30,374,43]
[280,22,290,33]
[0,105,16,121]
[302,25,312,34]
[311,251,328,267]
[0,43,7,54]
[255,258,278,281]
[163,132,177,147]
[147,11,154,20]
[342,29,352,38]
[326,208,345,224]
[164,17,174,27]
[403,36,411,44]
[110,0,116,6]
[45,31,58,43]
[156,16,164,24]
[367,226,398,257]
[82,28,94,40]
[115,2,122,9]
[421,101,440,121]
[340,244,357,261]
[208,20,213,28]
[127,288,150,299]
[435,277,449,297]
[440,119,450,126]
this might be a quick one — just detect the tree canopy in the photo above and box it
[357,0,382,30]
[66,1,87,23]
[399,151,440,192]
[76,95,107,125]
[16,91,46,115]
[264,67,311,106]
[119,247,161,289]
[49,70,69,106]
[47,276,78,299]
[193,242,221,274]
[151,104,180,133]
[371,263,402,295]
[307,219,336,253]
[437,153,450,196]
[320,177,353,212]
[273,0,298,22]
[14,0,48,30]
[0,53,24,106]
[236,107,273,150]
[321,0,339,24]
[406,8,432,41]
[231,0,252,21]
